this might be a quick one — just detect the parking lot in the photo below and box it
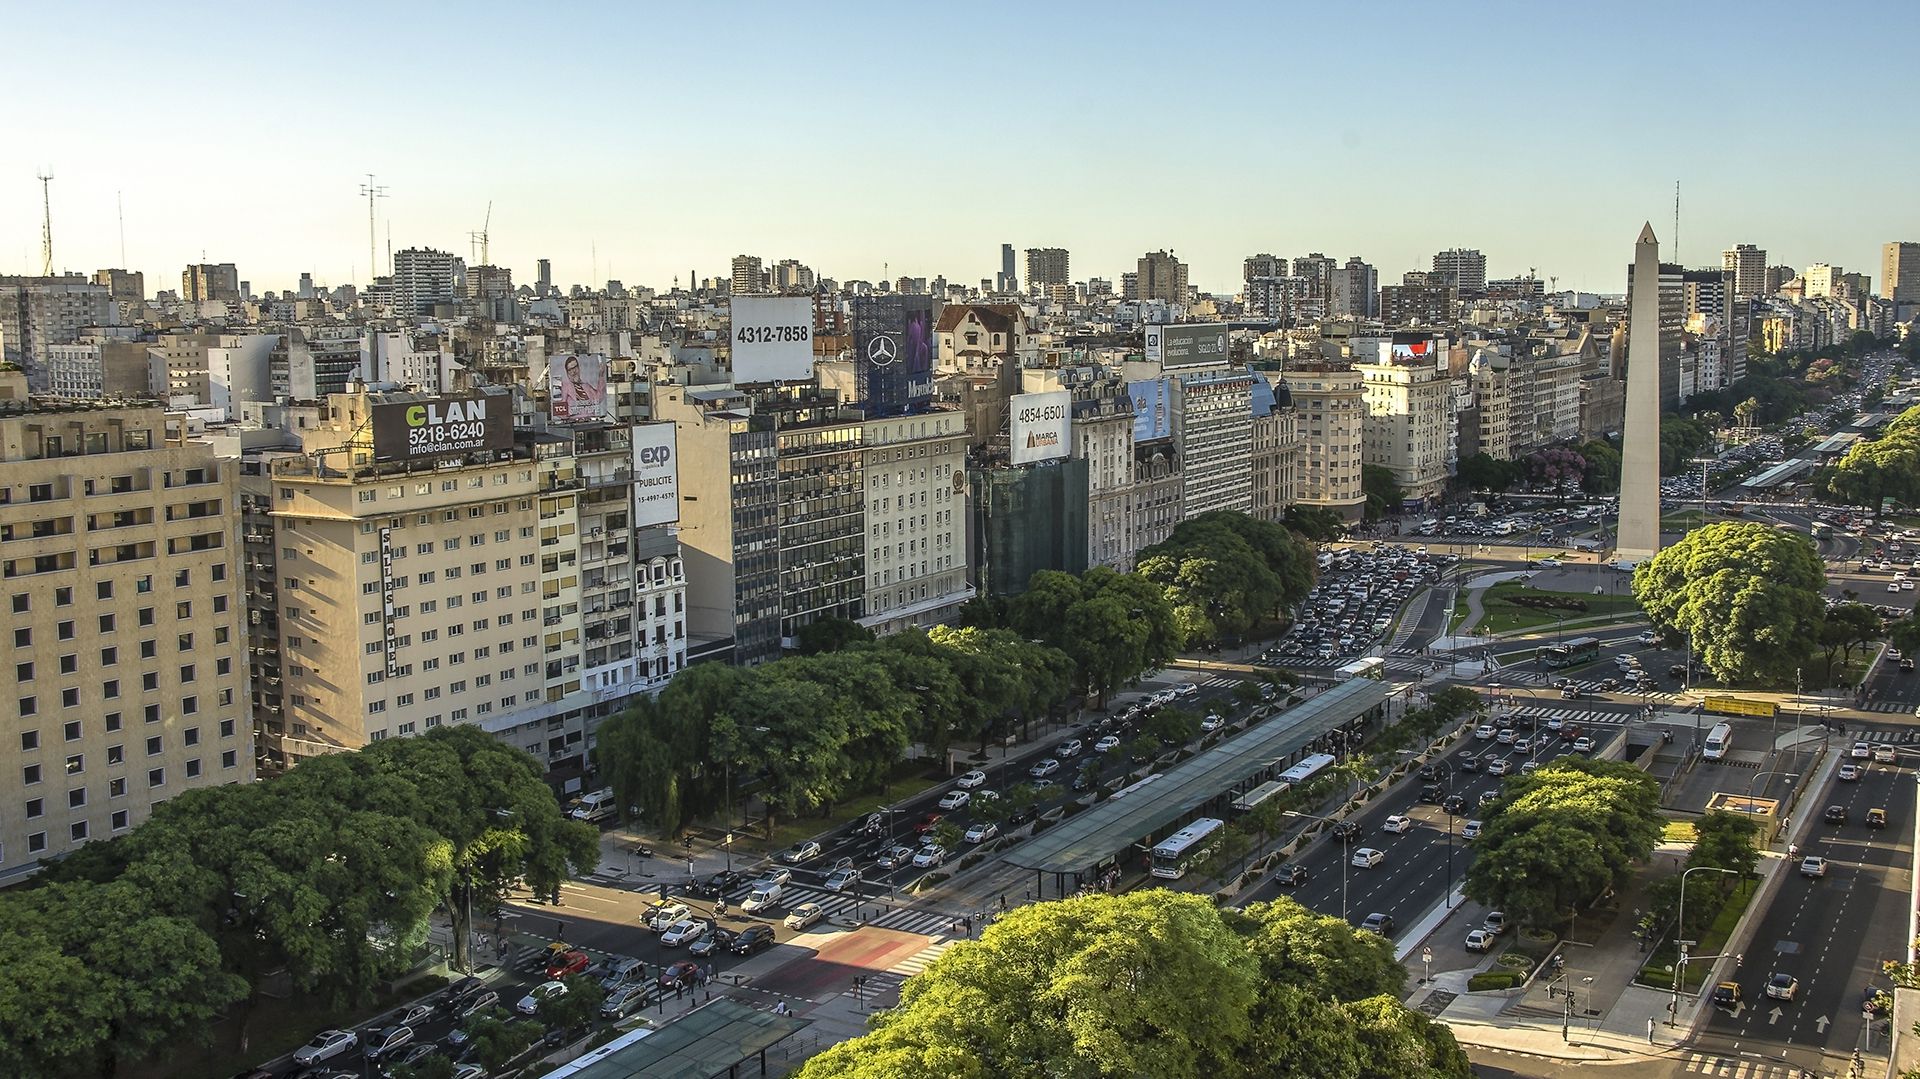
[1267,544,1442,664]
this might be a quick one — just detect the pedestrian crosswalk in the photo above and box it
[1677,1050,1811,1078]
[1860,699,1919,715]
[1503,705,1634,728]
[889,938,960,978]
[761,882,968,938]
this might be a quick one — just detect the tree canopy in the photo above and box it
[1823,404,1920,509]
[1464,758,1664,927]
[795,891,1468,1079]
[1007,567,1182,704]
[1632,523,1827,684]
[1136,512,1316,645]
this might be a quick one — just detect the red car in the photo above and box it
[657,960,701,989]
[545,949,590,979]
[913,813,944,835]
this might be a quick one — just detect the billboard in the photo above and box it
[1703,695,1777,718]
[1390,335,1436,365]
[1129,378,1172,442]
[730,295,816,383]
[1144,323,1228,367]
[855,295,935,416]
[548,353,609,423]
[371,392,513,462]
[1010,390,1071,465]
[631,422,680,527]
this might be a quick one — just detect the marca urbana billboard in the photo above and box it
[1009,390,1071,464]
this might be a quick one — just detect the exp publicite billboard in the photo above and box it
[630,422,679,527]
[370,392,513,462]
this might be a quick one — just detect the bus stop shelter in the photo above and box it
[533,998,810,1079]
[1002,678,1391,897]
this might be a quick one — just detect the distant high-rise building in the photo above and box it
[1626,257,1687,411]
[91,268,144,303]
[1025,247,1070,289]
[1722,244,1766,298]
[1764,265,1794,296]
[772,259,815,292]
[1242,254,1300,321]
[1430,249,1488,296]
[392,248,462,316]
[1332,257,1378,318]
[1291,253,1337,301]
[181,262,241,303]
[998,244,1018,293]
[1379,271,1451,326]
[730,255,764,296]
[1803,263,1841,299]
[1882,242,1920,310]
[536,258,552,296]
[0,274,114,390]
[1134,250,1189,304]
[1120,272,1139,300]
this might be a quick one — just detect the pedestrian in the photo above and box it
[1647,1016,1656,1044]
[705,963,715,984]
[556,919,565,940]
[999,895,1008,914]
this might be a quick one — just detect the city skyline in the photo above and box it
[5,1,1919,295]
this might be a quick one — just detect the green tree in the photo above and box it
[1659,414,1717,476]
[1464,759,1664,927]
[391,1053,458,1079]
[1633,523,1826,684]
[1456,452,1517,493]
[1284,504,1347,542]
[1227,897,1405,1002]
[537,974,608,1033]
[457,1008,542,1072]
[1138,512,1316,640]
[1009,568,1182,707]
[1362,465,1405,520]
[1815,602,1884,683]
[793,617,876,655]
[1578,440,1621,495]
[1687,811,1760,881]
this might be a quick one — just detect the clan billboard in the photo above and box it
[371,392,513,462]
[855,295,935,416]
[1144,323,1228,367]
[1009,390,1071,465]
[630,422,680,528]
[1129,378,1172,442]
[548,353,609,423]
[730,295,816,383]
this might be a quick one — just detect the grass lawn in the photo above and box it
[1662,819,1698,844]
[1474,582,1645,636]
[1635,878,1758,991]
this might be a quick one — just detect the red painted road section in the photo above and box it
[750,927,928,1000]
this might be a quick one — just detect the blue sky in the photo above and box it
[6,1,1916,297]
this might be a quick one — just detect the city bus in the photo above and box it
[1811,521,1832,540]
[1230,779,1290,814]
[1277,752,1338,787]
[1703,722,1734,760]
[1538,636,1601,669]
[1339,657,1386,681]
[1150,817,1227,879]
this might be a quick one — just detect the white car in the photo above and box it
[644,902,691,932]
[1496,729,1517,745]
[964,822,999,844]
[780,840,822,864]
[937,790,971,811]
[1350,847,1385,869]
[1474,725,1496,740]
[742,885,782,914]
[955,770,988,789]
[293,1030,359,1066]
[1486,758,1512,776]
[1853,742,1873,759]
[517,980,567,1016]
[912,845,947,868]
[1875,745,1898,763]
[660,919,709,947]
[1200,714,1224,732]
[1029,758,1061,779]
[824,867,861,892]
[1382,815,1413,834]
[875,844,916,869]
[755,867,793,888]
[1462,820,1483,840]
[1095,735,1122,753]
[1636,631,1659,645]
[1174,683,1198,697]
[785,902,826,930]
[1571,736,1594,753]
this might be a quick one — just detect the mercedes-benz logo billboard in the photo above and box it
[867,335,898,366]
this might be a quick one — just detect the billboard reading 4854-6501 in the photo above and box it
[371,392,514,462]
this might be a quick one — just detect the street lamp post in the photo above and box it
[1285,809,1350,922]
[1670,866,1738,1022]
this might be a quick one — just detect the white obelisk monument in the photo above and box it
[1614,223,1663,563]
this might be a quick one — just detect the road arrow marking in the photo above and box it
[1769,1006,1783,1025]
[1730,1001,1746,1018]
[1816,1014,1831,1033]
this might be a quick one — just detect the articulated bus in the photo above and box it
[1230,779,1290,814]
[1150,817,1228,879]
[1277,752,1338,787]
[1538,636,1601,668]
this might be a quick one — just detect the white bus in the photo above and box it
[1231,779,1290,814]
[1278,752,1338,787]
[1338,657,1386,681]
[1703,723,1733,760]
[1150,817,1227,880]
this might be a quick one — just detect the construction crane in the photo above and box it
[469,202,492,266]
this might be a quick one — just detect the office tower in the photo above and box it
[1616,224,1664,563]
[1291,254,1337,301]
[181,263,241,303]
[1135,251,1189,304]
[1722,244,1766,298]
[0,275,115,390]
[1430,249,1488,296]
[1883,243,1920,309]
[998,244,1018,293]
[772,260,815,292]
[0,390,253,886]
[1024,248,1070,289]
[1803,264,1840,299]
[730,255,764,296]
[1242,254,1296,321]
[393,248,462,316]
[91,268,144,303]
[536,259,552,296]
[1379,272,1452,326]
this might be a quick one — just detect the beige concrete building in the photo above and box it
[1284,365,1367,519]
[859,410,973,635]
[1250,377,1303,524]
[42,338,152,400]
[0,275,116,390]
[1884,242,1920,310]
[0,388,252,885]
[1357,359,1451,502]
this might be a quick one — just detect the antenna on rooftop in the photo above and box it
[359,173,388,286]
[37,169,54,276]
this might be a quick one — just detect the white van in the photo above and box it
[569,788,619,823]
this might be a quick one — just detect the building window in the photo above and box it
[148,768,164,788]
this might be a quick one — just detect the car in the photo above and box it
[1484,911,1509,935]
[1889,582,1901,593]
[1485,759,1512,777]
[1442,793,1468,814]
[657,961,701,989]
[451,1067,486,1079]
[780,840,822,864]
[1462,820,1483,840]
[1636,631,1659,645]
[964,822,999,844]
[785,903,826,931]
[912,845,947,868]
[937,789,972,811]
[598,957,645,990]
[440,975,488,1011]
[546,949,591,978]
[1496,728,1518,745]
[1868,808,1888,828]
[1478,790,1499,808]
[690,927,736,957]
[1571,736,1594,753]
[644,902,691,932]
[1712,981,1742,1006]
[1875,745,1899,763]
[1330,820,1362,844]
[1273,863,1309,886]
[1200,713,1225,733]
[517,980,567,1015]
[1668,664,1689,678]
[1029,758,1061,779]
[1360,912,1396,936]
[824,867,862,892]
[912,813,945,835]
[1800,855,1829,878]
[1456,753,1480,773]
[756,866,794,888]
[1417,783,1445,804]
[955,770,988,789]
[1905,658,1918,672]
[1382,814,1413,834]
[1474,724,1496,740]
[454,990,499,1021]
[1839,763,1862,781]
[1095,734,1122,753]
[850,812,886,838]
[1351,847,1385,869]
[379,1042,443,1077]
[1057,739,1085,757]
[1536,558,1563,568]
[1766,973,1799,1001]
[1465,929,1495,952]
[1512,736,1534,753]
[875,844,916,869]
[362,1026,416,1062]
[1520,761,1541,775]
[1417,763,1445,782]
[1030,778,1056,792]
[602,983,652,1019]
[1853,741,1873,759]
[733,924,778,955]
[704,870,749,897]
[1560,685,1581,700]
[389,1002,436,1030]
[661,919,709,948]
[1825,805,1848,824]
[293,1030,360,1067]
[1006,805,1039,828]
[1174,683,1198,697]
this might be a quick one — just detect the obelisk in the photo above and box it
[1614,223,1663,563]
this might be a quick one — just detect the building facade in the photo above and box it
[1357,359,1451,502]
[859,410,972,635]
[1723,244,1767,298]
[1284,365,1367,518]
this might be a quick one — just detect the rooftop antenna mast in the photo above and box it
[469,201,492,266]
[1673,180,1680,265]
[37,169,54,276]
[359,173,388,285]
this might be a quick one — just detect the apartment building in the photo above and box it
[1133,251,1189,304]
[1357,358,1451,502]
[1283,364,1366,519]
[0,275,115,390]
[0,390,252,885]
[1431,249,1488,297]
[1723,244,1767,299]
[181,263,241,304]
[1025,248,1071,289]
[393,248,463,316]
[42,338,151,400]
[1249,376,1302,524]
[1173,370,1254,518]
[1882,242,1920,312]
[859,409,972,635]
